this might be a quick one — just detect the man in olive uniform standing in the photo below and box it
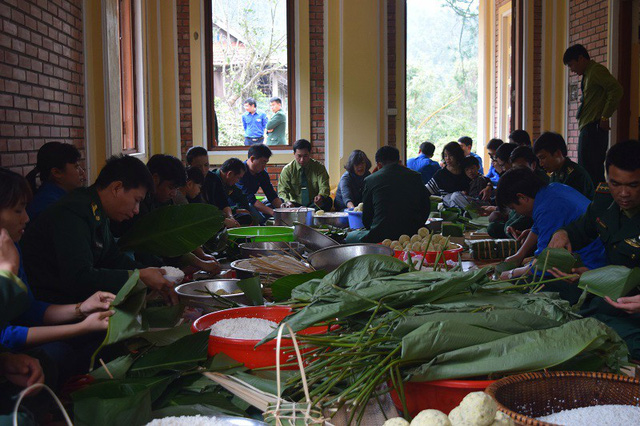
[266,97,286,146]
[548,140,640,358]
[22,155,176,305]
[564,44,623,186]
[345,146,430,243]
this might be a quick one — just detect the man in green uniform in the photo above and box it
[533,132,594,199]
[548,140,640,358]
[22,155,176,305]
[266,97,286,146]
[563,44,623,185]
[278,139,332,211]
[345,146,430,243]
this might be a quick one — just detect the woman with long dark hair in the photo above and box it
[0,168,114,386]
[425,141,471,207]
[25,142,85,221]
[335,150,372,210]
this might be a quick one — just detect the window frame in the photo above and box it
[203,0,296,151]
[119,0,137,154]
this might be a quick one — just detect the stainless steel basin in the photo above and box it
[293,223,339,252]
[238,241,306,259]
[175,279,254,311]
[307,243,395,271]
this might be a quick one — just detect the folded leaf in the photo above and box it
[72,382,152,426]
[91,354,136,380]
[129,330,210,376]
[536,247,576,274]
[271,271,327,302]
[579,265,640,300]
[118,204,224,257]
[236,275,264,306]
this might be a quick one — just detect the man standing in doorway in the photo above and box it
[563,44,623,185]
[266,97,287,146]
[242,97,268,146]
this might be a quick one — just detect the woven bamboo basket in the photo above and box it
[485,371,640,425]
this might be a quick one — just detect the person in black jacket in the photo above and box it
[334,150,371,211]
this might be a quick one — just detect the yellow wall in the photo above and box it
[325,0,385,183]
[541,0,567,134]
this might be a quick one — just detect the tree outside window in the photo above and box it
[205,0,294,149]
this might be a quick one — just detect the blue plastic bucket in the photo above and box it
[347,211,364,229]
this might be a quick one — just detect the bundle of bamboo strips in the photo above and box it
[235,254,315,276]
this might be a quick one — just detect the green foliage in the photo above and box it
[579,266,640,300]
[118,204,224,258]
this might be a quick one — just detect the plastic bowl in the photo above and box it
[191,306,335,369]
[390,378,496,417]
[227,226,295,243]
[347,211,364,229]
[392,243,463,264]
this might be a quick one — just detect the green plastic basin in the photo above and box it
[227,226,295,243]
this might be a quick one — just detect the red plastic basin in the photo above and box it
[192,306,334,369]
[390,378,496,417]
[392,243,463,264]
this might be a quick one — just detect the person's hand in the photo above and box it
[507,227,530,244]
[479,186,492,202]
[0,228,19,275]
[80,291,116,315]
[235,209,250,215]
[199,253,217,262]
[81,310,114,332]
[548,230,572,252]
[0,353,44,393]
[599,117,610,131]
[199,259,222,275]
[548,266,588,283]
[140,268,178,305]
[605,294,640,314]
[224,217,241,228]
[267,129,273,133]
[480,206,497,216]
[313,195,323,204]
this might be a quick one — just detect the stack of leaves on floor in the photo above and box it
[258,255,628,424]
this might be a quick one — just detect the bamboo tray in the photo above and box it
[485,371,640,425]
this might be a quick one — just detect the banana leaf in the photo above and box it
[260,268,490,344]
[536,247,577,273]
[128,330,210,377]
[441,222,465,237]
[578,265,640,300]
[237,276,264,306]
[91,354,136,380]
[91,271,148,368]
[162,392,246,416]
[135,322,193,346]
[72,382,152,426]
[145,304,185,328]
[118,203,224,257]
[405,317,627,381]
[494,260,518,275]
[271,271,327,302]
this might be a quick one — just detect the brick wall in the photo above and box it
[309,0,325,163]
[566,0,608,159]
[387,0,396,147]
[0,0,85,176]
[176,0,192,162]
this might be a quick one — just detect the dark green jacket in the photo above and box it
[361,164,430,243]
[266,110,286,146]
[564,183,640,268]
[21,186,142,304]
[549,158,595,199]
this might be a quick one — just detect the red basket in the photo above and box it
[192,306,335,369]
[390,378,496,417]
[392,243,464,264]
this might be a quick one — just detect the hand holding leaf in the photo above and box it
[81,291,116,315]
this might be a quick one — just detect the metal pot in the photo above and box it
[293,223,339,252]
[239,241,306,259]
[273,207,314,226]
[175,279,255,311]
[307,243,395,272]
[313,212,350,228]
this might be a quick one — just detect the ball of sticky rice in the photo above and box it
[162,266,185,284]
[411,409,451,425]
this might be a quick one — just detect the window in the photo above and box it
[119,0,137,153]
[204,0,295,150]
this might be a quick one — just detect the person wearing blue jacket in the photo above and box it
[485,138,504,184]
[407,141,440,185]
[495,167,607,304]
[242,97,268,145]
[25,142,85,222]
[0,168,115,385]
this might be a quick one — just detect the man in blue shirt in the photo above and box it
[496,167,607,303]
[406,141,441,185]
[237,144,283,224]
[242,97,267,146]
[485,138,503,184]
[458,136,484,175]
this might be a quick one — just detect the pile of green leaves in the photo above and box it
[264,255,628,423]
